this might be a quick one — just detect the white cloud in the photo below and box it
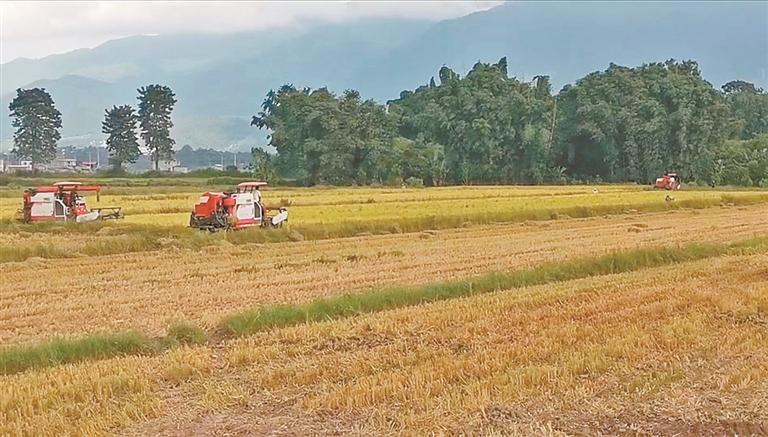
[0,1,502,62]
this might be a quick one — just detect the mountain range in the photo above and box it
[1,1,766,150]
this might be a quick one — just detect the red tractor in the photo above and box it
[189,181,288,231]
[20,181,123,223]
[654,172,681,190]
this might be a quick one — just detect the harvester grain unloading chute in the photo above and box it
[20,182,123,223]
[189,181,288,231]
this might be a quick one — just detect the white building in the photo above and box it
[49,157,78,172]
[157,160,189,173]
[4,160,33,173]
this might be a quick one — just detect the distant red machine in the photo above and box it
[21,182,123,223]
[654,172,681,190]
[189,181,288,231]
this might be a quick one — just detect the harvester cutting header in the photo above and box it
[189,181,288,231]
[21,182,123,223]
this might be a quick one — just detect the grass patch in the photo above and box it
[0,331,154,375]
[0,321,209,375]
[219,238,765,337]
[165,323,208,346]
[80,235,165,256]
[0,243,72,263]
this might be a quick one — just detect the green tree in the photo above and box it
[8,88,62,168]
[250,147,278,181]
[102,105,140,170]
[253,86,394,185]
[722,80,768,140]
[555,60,731,183]
[137,84,177,171]
[712,134,768,186]
[389,57,555,184]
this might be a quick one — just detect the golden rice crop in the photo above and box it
[117,187,768,226]
[1,204,767,344]
[2,185,638,220]
[3,184,764,225]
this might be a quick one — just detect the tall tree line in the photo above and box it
[252,85,393,185]
[7,84,176,172]
[7,88,62,168]
[254,58,768,186]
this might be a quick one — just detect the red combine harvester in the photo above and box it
[654,172,681,190]
[189,181,288,231]
[20,182,123,223]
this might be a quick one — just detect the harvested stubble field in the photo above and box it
[1,204,767,344]
[1,182,767,435]
[2,254,767,436]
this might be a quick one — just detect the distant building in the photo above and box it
[157,160,189,173]
[49,157,78,172]
[79,161,99,172]
[4,160,33,173]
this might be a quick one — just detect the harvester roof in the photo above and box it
[238,181,268,188]
[33,182,101,194]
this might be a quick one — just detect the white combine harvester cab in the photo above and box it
[21,182,123,224]
[229,191,261,229]
[235,182,288,229]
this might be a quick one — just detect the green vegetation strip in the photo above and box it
[221,237,768,336]
[2,236,767,375]
[0,323,206,375]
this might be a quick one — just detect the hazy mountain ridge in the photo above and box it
[1,2,766,149]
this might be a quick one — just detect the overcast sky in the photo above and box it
[0,1,502,63]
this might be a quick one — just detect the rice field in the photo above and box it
[1,203,766,344]
[3,254,767,436]
[1,181,767,435]
[2,183,767,227]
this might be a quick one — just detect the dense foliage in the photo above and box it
[8,88,62,166]
[254,59,768,186]
[555,60,733,184]
[389,58,557,184]
[712,135,768,187]
[137,84,177,171]
[252,86,393,185]
[723,80,768,140]
[102,105,140,170]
